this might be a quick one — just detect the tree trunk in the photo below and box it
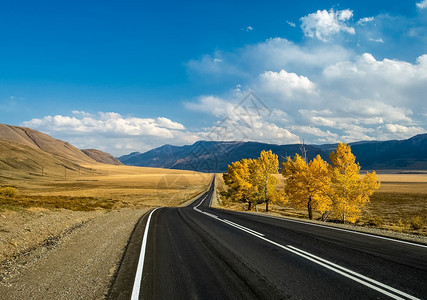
[264,176,269,213]
[248,202,252,211]
[321,211,329,222]
[307,196,313,220]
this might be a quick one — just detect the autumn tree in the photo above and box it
[222,159,256,210]
[222,150,283,211]
[329,143,380,223]
[251,150,280,212]
[282,154,331,220]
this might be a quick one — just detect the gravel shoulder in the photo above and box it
[0,208,149,300]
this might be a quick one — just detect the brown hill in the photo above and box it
[82,149,122,165]
[0,124,96,165]
[0,138,84,177]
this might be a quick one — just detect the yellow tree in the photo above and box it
[222,159,255,210]
[282,154,332,220]
[251,150,280,212]
[329,143,380,223]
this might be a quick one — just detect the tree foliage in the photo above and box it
[282,154,331,220]
[223,143,380,223]
[222,159,256,210]
[329,143,380,223]
[222,150,284,211]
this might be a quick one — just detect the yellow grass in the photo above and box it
[0,164,212,211]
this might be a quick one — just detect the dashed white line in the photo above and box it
[131,207,160,300]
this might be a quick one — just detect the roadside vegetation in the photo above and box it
[220,143,426,235]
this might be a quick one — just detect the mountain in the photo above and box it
[82,149,123,165]
[0,124,95,164]
[118,134,427,172]
[0,124,120,177]
[0,138,85,176]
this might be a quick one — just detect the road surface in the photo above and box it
[109,177,427,299]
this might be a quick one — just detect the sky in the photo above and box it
[0,0,426,156]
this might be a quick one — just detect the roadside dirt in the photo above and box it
[0,208,149,299]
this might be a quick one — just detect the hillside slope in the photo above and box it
[82,149,123,165]
[0,139,84,177]
[0,124,95,164]
[118,134,427,172]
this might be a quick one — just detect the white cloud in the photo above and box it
[377,124,425,140]
[300,9,355,41]
[186,48,426,145]
[246,26,253,31]
[21,112,195,155]
[187,37,353,79]
[258,69,317,99]
[322,53,427,110]
[416,0,427,9]
[286,21,296,27]
[291,125,339,139]
[357,17,374,25]
[368,37,384,43]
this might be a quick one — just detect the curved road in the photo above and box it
[109,177,427,299]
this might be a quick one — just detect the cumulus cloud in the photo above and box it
[258,69,317,99]
[377,124,425,140]
[300,9,355,41]
[416,0,427,9]
[186,49,426,144]
[22,112,195,155]
[183,6,426,145]
[322,53,427,109]
[357,17,374,25]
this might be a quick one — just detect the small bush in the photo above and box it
[366,216,384,227]
[0,187,17,198]
[410,216,424,230]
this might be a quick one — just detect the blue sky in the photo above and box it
[1,0,426,155]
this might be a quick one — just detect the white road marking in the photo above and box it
[243,212,427,249]
[222,219,265,237]
[286,245,419,300]
[194,207,419,300]
[131,207,160,300]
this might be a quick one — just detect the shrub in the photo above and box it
[410,216,424,230]
[366,216,384,227]
[0,187,17,198]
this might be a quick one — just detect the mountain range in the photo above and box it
[118,134,427,172]
[1,123,425,174]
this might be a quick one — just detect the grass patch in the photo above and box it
[0,195,117,211]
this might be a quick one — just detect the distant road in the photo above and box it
[109,177,427,299]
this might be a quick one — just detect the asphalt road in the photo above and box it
[109,177,427,299]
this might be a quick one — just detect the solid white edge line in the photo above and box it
[242,212,427,249]
[194,207,419,300]
[131,207,160,300]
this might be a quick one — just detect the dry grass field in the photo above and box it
[0,163,212,264]
[0,164,212,211]
[216,172,427,235]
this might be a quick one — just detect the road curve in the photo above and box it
[109,177,427,299]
